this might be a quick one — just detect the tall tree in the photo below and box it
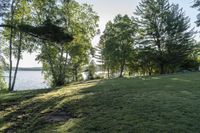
[1,0,34,91]
[1,0,73,90]
[0,34,6,90]
[34,0,99,86]
[94,40,105,75]
[135,0,194,74]
[100,15,136,77]
[0,0,10,17]
[8,0,16,91]
[11,0,33,91]
[192,0,200,26]
[0,0,9,89]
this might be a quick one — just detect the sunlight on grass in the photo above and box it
[171,78,191,82]
[151,77,161,80]
[1,74,200,132]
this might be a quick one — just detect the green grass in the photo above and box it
[1,73,200,132]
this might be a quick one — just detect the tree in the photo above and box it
[100,15,136,77]
[1,0,74,90]
[128,47,157,76]
[0,34,6,90]
[192,0,200,26]
[7,0,17,91]
[0,0,10,17]
[10,0,32,91]
[0,66,6,90]
[88,60,96,80]
[135,0,194,74]
[0,0,9,90]
[34,0,99,86]
[1,0,38,91]
[94,40,105,77]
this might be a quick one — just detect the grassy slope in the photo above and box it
[1,73,200,132]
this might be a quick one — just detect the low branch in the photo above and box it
[0,24,15,28]
[0,24,50,41]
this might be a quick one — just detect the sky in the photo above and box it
[12,0,199,67]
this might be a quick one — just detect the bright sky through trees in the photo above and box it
[14,0,199,67]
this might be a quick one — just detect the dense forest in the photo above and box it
[0,0,200,91]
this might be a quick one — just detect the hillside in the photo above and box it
[1,73,200,132]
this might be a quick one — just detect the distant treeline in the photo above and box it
[4,67,42,71]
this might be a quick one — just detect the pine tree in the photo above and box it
[192,0,200,26]
[0,0,10,17]
[135,0,194,74]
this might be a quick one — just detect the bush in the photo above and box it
[180,58,200,72]
[0,72,6,90]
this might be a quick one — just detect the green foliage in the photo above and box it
[128,47,158,76]
[0,0,10,17]
[87,60,96,80]
[135,0,195,74]
[180,43,200,71]
[0,67,6,90]
[18,23,73,43]
[100,15,136,77]
[1,0,37,91]
[0,49,6,90]
[1,0,199,91]
[192,0,200,26]
[0,33,6,90]
[1,0,98,89]
[34,0,99,86]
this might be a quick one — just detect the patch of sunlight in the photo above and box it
[55,92,95,109]
[28,81,98,114]
[0,106,19,119]
[151,77,160,80]
[165,85,173,88]
[171,78,191,82]
[0,80,99,119]
[180,91,192,95]
[0,122,12,132]
[40,107,52,114]
[56,118,82,132]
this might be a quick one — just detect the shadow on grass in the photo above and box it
[0,89,50,110]
[0,81,101,132]
[61,78,200,132]
[1,74,200,132]
[0,89,66,132]
[62,76,200,132]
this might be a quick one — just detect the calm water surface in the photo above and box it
[4,71,49,91]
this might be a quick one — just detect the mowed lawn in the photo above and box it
[1,73,200,132]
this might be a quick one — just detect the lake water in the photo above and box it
[4,71,49,91]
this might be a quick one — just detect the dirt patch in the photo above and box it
[4,129,15,133]
[44,109,73,123]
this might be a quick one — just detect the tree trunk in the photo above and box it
[8,29,13,91]
[149,71,152,76]
[119,66,123,77]
[44,43,57,85]
[63,53,69,78]
[75,68,78,82]
[160,63,165,74]
[59,46,64,77]
[56,46,65,86]
[8,1,15,91]
[119,60,125,78]
[148,67,152,76]
[107,67,110,79]
[11,32,22,91]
